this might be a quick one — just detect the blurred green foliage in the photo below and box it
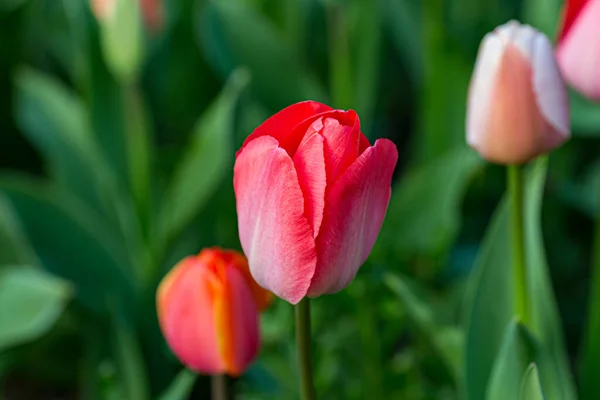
[1,0,600,399]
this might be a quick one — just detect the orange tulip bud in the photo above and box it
[157,248,271,376]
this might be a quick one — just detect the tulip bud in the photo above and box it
[466,21,570,164]
[556,0,600,101]
[91,0,163,33]
[234,101,398,304]
[91,0,116,21]
[156,248,271,376]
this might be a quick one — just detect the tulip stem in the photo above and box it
[580,181,600,396]
[508,164,529,325]
[211,374,227,400]
[295,298,316,400]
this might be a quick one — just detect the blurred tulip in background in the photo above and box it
[556,0,600,101]
[157,248,271,376]
[467,21,570,164]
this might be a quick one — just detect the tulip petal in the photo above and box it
[467,30,505,150]
[557,0,600,101]
[559,0,590,41]
[238,101,332,156]
[319,111,361,184]
[157,257,224,374]
[531,32,570,138]
[308,139,398,296]
[216,248,273,311]
[234,136,317,304]
[219,264,260,376]
[140,0,163,33]
[293,130,327,237]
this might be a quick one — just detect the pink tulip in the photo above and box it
[156,248,271,376]
[556,0,600,101]
[234,101,398,304]
[467,21,570,164]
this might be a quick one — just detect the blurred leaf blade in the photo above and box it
[375,146,482,260]
[112,310,150,400]
[485,320,530,400]
[526,160,575,400]
[124,86,152,230]
[463,158,575,400]
[385,273,463,380]
[14,67,104,211]
[97,0,144,83]
[486,321,555,400]
[157,369,197,400]
[0,0,28,15]
[570,90,600,136]
[0,266,72,352]
[352,0,382,128]
[520,364,545,400]
[383,0,422,84]
[197,0,327,110]
[522,0,561,38]
[157,68,249,247]
[0,195,38,266]
[0,174,134,312]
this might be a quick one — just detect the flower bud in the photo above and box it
[157,248,271,376]
[466,21,570,164]
[556,0,600,101]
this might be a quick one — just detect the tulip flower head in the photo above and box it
[91,0,164,33]
[556,0,600,101]
[234,101,398,304]
[157,248,271,376]
[467,21,570,164]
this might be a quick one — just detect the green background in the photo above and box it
[1,0,600,398]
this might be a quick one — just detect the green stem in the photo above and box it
[580,189,600,398]
[211,374,227,400]
[508,165,529,325]
[295,299,316,400]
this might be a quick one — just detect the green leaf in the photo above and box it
[374,146,482,259]
[570,90,600,136]
[197,0,327,110]
[15,67,153,280]
[487,322,553,400]
[384,273,463,380]
[112,310,149,400]
[157,369,197,400]
[124,87,152,227]
[521,0,561,37]
[98,0,144,83]
[486,320,532,400]
[157,69,249,246]
[0,0,27,14]
[0,266,72,352]
[14,67,127,221]
[520,364,545,400]
[382,0,422,84]
[0,195,37,266]
[352,0,382,128]
[525,164,575,400]
[0,174,134,312]
[462,159,575,400]
[14,67,105,211]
